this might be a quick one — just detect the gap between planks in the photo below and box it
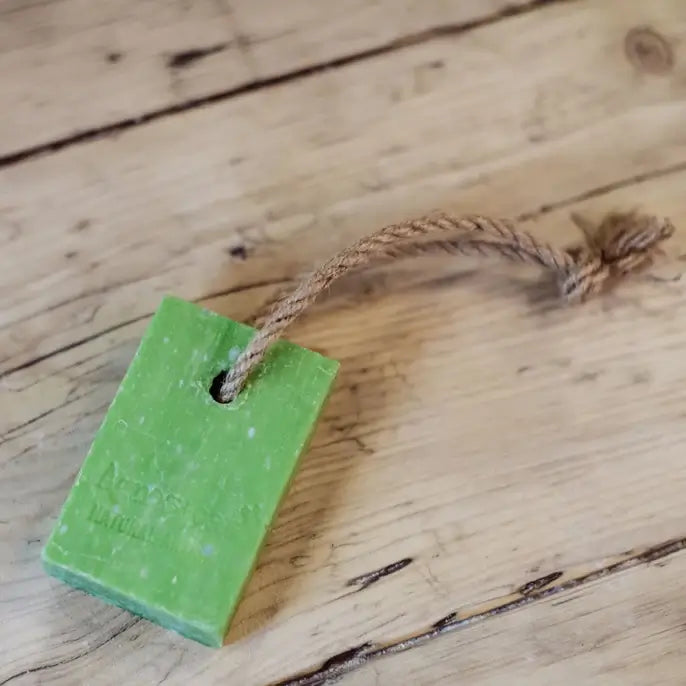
[0,0,571,170]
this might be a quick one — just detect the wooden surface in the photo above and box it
[2,1,686,684]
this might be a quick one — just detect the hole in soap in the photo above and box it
[209,370,230,404]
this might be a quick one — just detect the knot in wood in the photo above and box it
[625,26,674,75]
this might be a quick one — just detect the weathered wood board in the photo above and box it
[0,0,529,158]
[2,1,686,684]
[344,548,686,686]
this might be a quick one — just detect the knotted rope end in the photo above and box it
[559,211,675,302]
[219,209,676,401]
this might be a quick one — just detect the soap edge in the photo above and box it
[162,294,339,368]
[40,297,182,562]
[41,294,341,646]
[41,353,338,649]
[41,553,222,648]
[216,362,341,644]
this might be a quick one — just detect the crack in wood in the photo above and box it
[431,612,457,630]
[0,278,288,381]
[1,402,70,442]
[0,313,151,381]
[167,43,230,69]
[0,271,155,334]
[320,642,374,671]
[516,570,563,595]
[192,277,289,306]
[272,536,686,686]
[0,618,140,686]
[516,158,686,222]
[346,558,414,591]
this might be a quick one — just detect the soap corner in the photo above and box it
[205,632,224,649]
[157,293,187,312]
[41,523,69,572]
[40,537,57,573]
[329,357,341,376]
[318,354,340,382]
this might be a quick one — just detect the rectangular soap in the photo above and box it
[42,295,338,647]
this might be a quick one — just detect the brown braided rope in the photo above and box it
[216,211,674,403]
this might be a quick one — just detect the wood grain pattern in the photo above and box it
[2,1,686,684]
[343,547,686,686]
[0,0,531,158]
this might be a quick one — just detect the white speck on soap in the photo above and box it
[140,567,148,578]
[59,525,68,534]
[163,337,170,344]
[172,576,177,584]
[264,456,271,470]
[203,353,208,362]
[178,379,184,388]
[139,416,145,425]
[248,427,256,439]
[228,346,241,362]
[147,483,156,493]
[111,504,121,514]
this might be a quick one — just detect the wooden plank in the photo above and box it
[3,1,686,684]
[3,0,686,380]
[0,0,530,157]
[343,547,686,686]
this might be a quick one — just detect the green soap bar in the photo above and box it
[42,296,338,647]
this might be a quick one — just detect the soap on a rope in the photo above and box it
[42,296,339,647]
